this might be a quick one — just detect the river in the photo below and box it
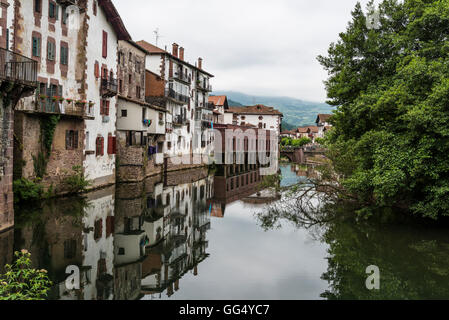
[1,164,448,300]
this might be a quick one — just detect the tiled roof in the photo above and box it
[317,114,332,123]
[209,95,227,107]
[136,40,167,54]
[228,105,283,116]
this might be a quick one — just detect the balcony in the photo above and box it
[173,114,188,126]
[24,98,95,119]
[101,78,118,97]
[171,71,191,85]
[0,48,37,91]
[196,81,212,92]
[165,88,189,105]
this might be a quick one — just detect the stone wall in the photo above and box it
[13,112,85,194]
[0,98,14,232]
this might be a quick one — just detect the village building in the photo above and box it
[316,114,332,138]
[209,95,229,124]
[116,40,166,182]
[83,0,131,190]
[224,105,283,138]
[0,1,38,232]
[136,40,214,169]
[280,130,297,139]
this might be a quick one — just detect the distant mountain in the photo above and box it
[228,99,243,107]
[213,91,334,127]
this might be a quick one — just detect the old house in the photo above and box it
[316,113,332,138]
[0,1,38,232]
[137,40,214,169]
[83,0,131,189]
[208,95,229,125]
[116,40,165,182]
[224,105,283,138]
[11,0,91,195]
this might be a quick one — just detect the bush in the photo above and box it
[62,166,91,194]
[0,250,52,300]
[13,178,45,203]
[291,137,311,148]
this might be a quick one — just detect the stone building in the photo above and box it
[0,0,38,232]
[116,40,166,182]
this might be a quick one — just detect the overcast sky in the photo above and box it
[114,0,379,103]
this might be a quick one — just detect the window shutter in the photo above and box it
[112,137,117,154]
[107,136,113,155]
[94,62,99,78]
[101,137,105,156]
[102,31,108,58]
[55,4,59,20]
[106,100,110,116]
[99,100,103,115]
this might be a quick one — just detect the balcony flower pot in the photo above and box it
[39,94,47,101]
[58,97,65,102]
[66,98,74,104]
[52,96,59,102]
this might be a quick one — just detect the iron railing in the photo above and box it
[171,71,191,84]
[173,114,188,126]
[101,78,118,96]
[165,88,189,104]
[36,99,94,118]
[0,48,37,85]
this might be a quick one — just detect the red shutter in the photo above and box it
[102,31,108,58]
[106,100,110,116]
[101,137,105,156]
[94,61,99,78]
[100,100,103,115]
[107,135,113,155]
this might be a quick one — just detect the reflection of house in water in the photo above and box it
[0,229,14,274]
[13,186,115,300]
[140,170,213,298]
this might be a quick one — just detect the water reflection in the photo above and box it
[3,164,449,300]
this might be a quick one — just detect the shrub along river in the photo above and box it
[1,163,448,300]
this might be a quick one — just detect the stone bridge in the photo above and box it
[280,146,326,164]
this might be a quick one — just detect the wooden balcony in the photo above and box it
[18,99,95,119]
[101,78,118,97]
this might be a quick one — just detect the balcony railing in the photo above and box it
[0,48,37,86]
[196,81,212,92]
[30,99,95,118]
[173,114,188,126]
[171,72,191,84]
[101,78,118,97]
[165,88,189,104]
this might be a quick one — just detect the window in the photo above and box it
[60,45,68,65]
[34,0,41,13]
[129,74,132,84]
[259,116,264,120]
[96,137,104,156]
[94,219,103,240]
[167,142,172,150]
[93,0,97,16]
[49,2,58,19]
[64,240,77,259]
[136,86,141,99]
[32,36,41,57]
[159,112,163,121]
[258,123,263,129]
[65,130,79,150]
[107,135,117,155]
[47,41,55,61]
[100,100,110,116]
[119,79,123,93]
[102,31,108,58]
[121,109,127,117]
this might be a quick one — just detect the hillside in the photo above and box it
[212,91,334,127]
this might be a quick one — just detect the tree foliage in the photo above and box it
[318,0,449,219]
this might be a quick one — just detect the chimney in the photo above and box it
[172,43,179,58]
[179,47,184,61]
[198,57,203,70]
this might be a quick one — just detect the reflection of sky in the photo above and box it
[154,197,329,300]
[280,165,303,187]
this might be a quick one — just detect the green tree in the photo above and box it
[318,0,449,219]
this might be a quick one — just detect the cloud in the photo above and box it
[114,0,380,102]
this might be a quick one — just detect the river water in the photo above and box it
[1,164,449,300]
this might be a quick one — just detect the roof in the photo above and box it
[209,95,227,107]
[308,126,319,133]
[297,127,309,133]
[98,0,131,41]
[316,114,332,123]
[136,40,214,78]
[227,105,283,116]
[281,130,296,135]
[298,126,319,133]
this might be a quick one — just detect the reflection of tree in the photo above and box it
[320,216,449,300]
[256,189,449,299]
